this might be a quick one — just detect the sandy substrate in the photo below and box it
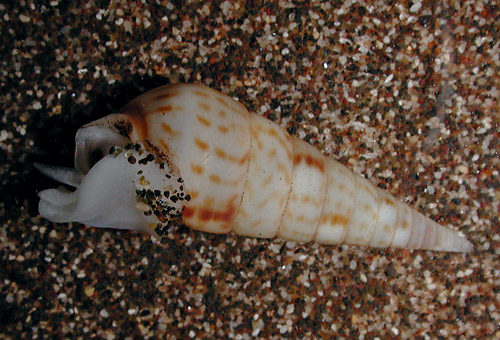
[1,1,499,339]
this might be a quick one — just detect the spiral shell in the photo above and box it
[36,84,473,252]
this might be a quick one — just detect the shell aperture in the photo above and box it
[37,126,185,237]
[36,84,473,252]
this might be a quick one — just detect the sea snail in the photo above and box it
[36,83,473,252]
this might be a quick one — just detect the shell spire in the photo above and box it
[37,84,473,253]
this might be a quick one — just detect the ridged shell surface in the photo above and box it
[41,83,473,252]
[119,84,252,234]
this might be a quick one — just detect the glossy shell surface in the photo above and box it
[69,84,473,252]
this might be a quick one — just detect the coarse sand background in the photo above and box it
[1,1,499,339]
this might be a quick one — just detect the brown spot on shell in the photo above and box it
[154,92,179,101]
[194,138,209,151]
[328,214,350,227]
[120,102,150,141]
[191,164,204,174]
[263,174,273,186]
[384,198,396,207]
[188,202,236,227]
[268,128,290,152]
[198,102,210,112]
[182,206,195,218]
[215,147,226,159]
[227,154,238,163]
[209,174,221,183]
[257,197,270,210]
[193,90,209,98]
[161,122,179,136]
[217,151,249,165]
[276,162,291,182]
[383,224,392,233]
[157,105,173,113]
[199,209,212,222]
[359,223,369,231]
[359,182,377,200]
[305,155,325,172]
[351,236,365,244]
[216,97,231,110]
[218,110,226,117]
[238,208,248,219]
[218,125,229,133]
[196,115,212,127]
[213,96,246,116]
[239,152,250,165]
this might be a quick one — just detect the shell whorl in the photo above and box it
[92,83,473,252]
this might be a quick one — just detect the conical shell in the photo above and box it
[87,84,472,252]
